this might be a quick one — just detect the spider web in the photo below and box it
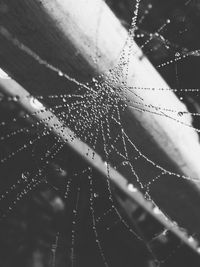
[0,0,200,266]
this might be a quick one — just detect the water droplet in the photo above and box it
[94,193,99,198]
[153,206,161,215]
[127,184,138,192]
[58,71,64,77]
[29,97,45,110]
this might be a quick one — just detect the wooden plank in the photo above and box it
[0,0,200,236]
